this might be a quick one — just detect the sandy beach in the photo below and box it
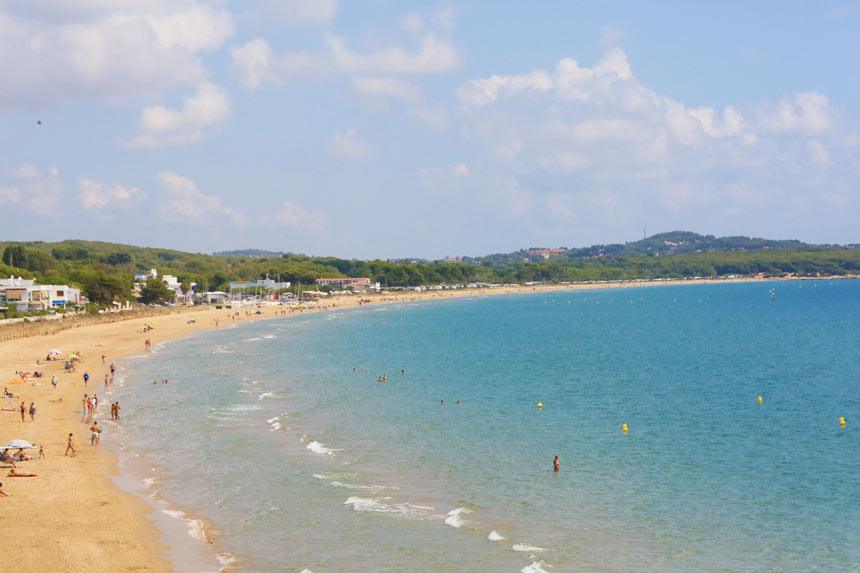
[0,276,852,571]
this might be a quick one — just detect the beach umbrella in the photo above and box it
[1,439,36,449]
[47,349,61,355]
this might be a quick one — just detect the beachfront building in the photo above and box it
[315,277,372,289]
[133,269,195,304]
[194,291,229,305]
[0,276,83,311]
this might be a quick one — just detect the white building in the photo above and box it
[0,276,82,311]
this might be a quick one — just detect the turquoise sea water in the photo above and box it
[114,281,859,572]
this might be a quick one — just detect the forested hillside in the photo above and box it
[1,234,858,307]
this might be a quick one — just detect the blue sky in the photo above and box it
[0,1,857,258]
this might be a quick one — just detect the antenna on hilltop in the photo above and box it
[643,225,646,240]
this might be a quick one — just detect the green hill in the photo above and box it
[0,234,858,311]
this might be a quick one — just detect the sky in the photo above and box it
[0,0,858,259]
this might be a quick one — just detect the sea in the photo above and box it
[108,280,860,572]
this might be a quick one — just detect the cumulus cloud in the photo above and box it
[156,171,244,223]
[328,131,374,159]
[454,47,852,232]
[231,38,324,89]
[230,10,459,105]
[0,164,62,211]
[129,82,231,148]
[78,178,141,209]
[0,0,234,109]
[271,200,326,232]
[758,92,835,135]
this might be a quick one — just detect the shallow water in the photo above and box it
[115,281,860,572]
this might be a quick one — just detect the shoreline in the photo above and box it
[1,274,855,571]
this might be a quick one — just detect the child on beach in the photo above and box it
[28,402,36,421]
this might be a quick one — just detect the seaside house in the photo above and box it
[315,277,372,292]
[0,276,82,311]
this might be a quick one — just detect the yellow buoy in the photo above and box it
[839,416,846,428]
[621,423,629,434]
[757,395,763,405]
[537,402,543,409]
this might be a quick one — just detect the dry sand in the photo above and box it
[0,277,848,571]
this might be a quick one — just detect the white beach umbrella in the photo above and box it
[1,439,36,449]
[47,349,62,355]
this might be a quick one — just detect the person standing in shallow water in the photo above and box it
[553,455,560,472]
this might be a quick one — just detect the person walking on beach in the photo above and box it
[104,374,109,390]
[553,455,560,472]
[19,402,25,422]
[110,363,115,377]
[90,422,100,446]
[38,445,44,459]
[65,433,76,456]
[28,402,36,422]
[83,371,89,386]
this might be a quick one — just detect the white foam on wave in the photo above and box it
[230,404,262,412]
[488,530,504,541]
[262,334,277,339]
[521,561,550,573]
[513,544,545,553]
[444,507,471,528]
[212,347,233,354]
[306,441,341,456]
[300,569,314,573]
[142,477,157,489]
[160,509,208,542]
[266,416,279,424]
[329,480,395,492]
[243,337,262,342]
[343,497,434,516]
[258,392,276,400]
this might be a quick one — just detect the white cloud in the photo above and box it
[272,200,326,232]
[78,178,140,209]
[249,0,337,25]
[351,77,421,101]
[325,33,459,76]
[156,171,244,223]
[231,38,275,89]
[459,70,553,109]
[0,1,234,109]
[759,92,834,135]
[455,48,852,231]
[230,38,324,90]
[328,131,374,159]
[0,164,62,211]
[130,82,231,148]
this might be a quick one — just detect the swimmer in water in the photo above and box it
[553,455,560,472]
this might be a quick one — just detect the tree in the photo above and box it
[139,280,176,304]
[2,244,27,267]
[80,272,129,305]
